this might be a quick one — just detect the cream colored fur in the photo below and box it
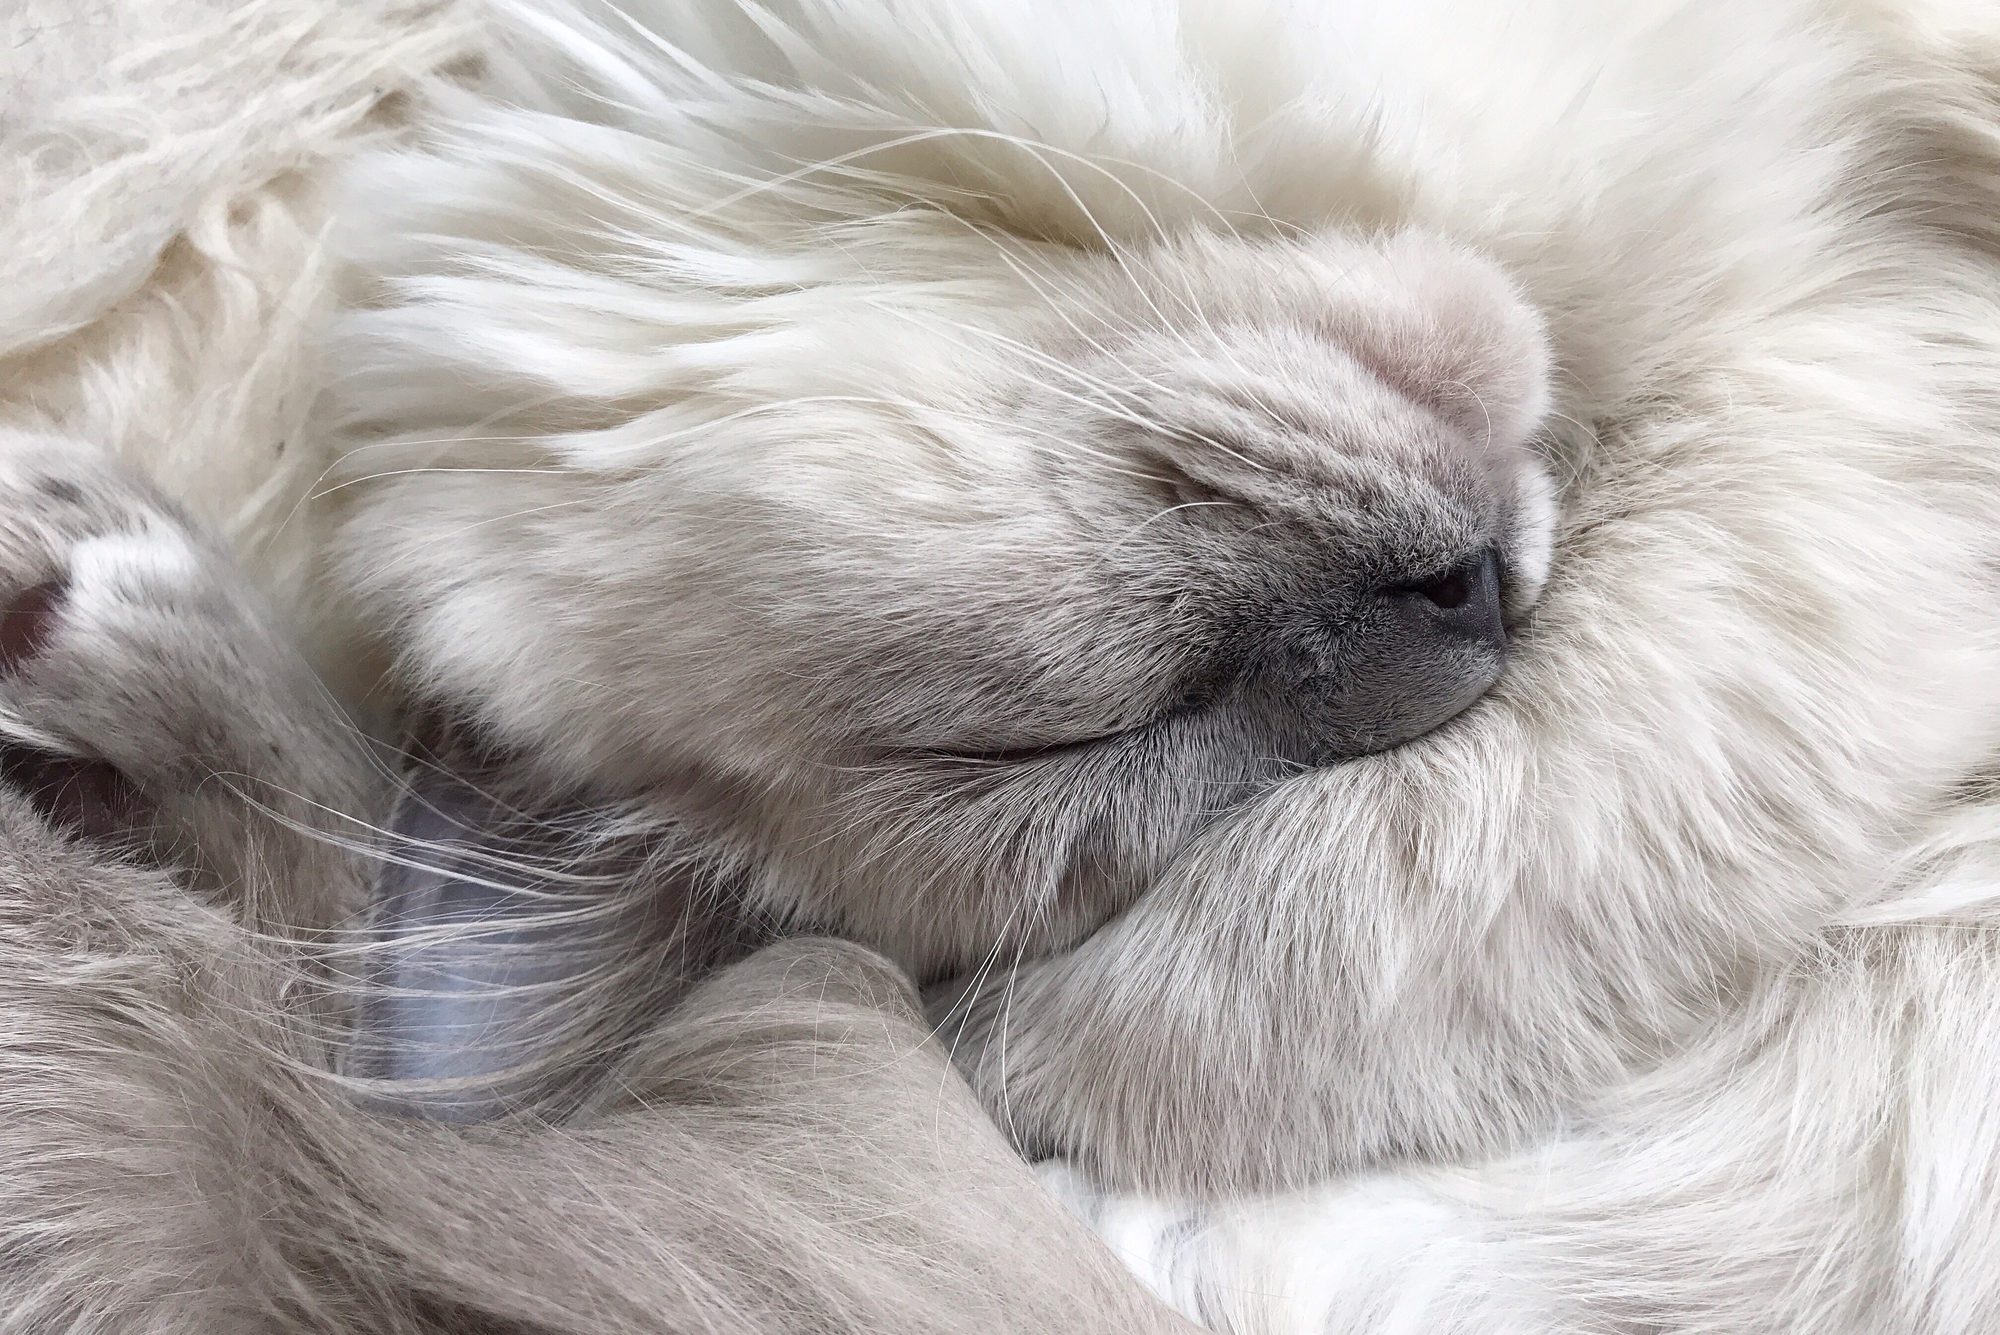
[318,0,2000,1328]
[9,0,2000,1332]
[0,0,472,694]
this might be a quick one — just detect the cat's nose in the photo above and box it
[1393,547,1504,655]
[1272,547,1510,762]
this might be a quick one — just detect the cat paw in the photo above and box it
[0,432,366,883]
[0,436,261,779]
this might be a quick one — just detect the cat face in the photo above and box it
[334,224,1554,971]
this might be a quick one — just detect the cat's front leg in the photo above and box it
[0,430,378,932]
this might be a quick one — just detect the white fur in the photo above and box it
[317,0,2000,1328]
[14,0,2000,1330]
[0,0,475,703]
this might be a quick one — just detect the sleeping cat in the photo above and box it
[327,220,1563,1122]
[323,0,2000,1212]
[10,0,2000,1330]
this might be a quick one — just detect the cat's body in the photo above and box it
[8,0,2000,1331]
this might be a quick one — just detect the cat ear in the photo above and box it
[347,756,762,1122]
[1314,230,1553,451]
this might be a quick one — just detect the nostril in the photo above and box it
[1387,548,1501,611]
[1379,548,1505,648]
[1412,567,1474,610]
